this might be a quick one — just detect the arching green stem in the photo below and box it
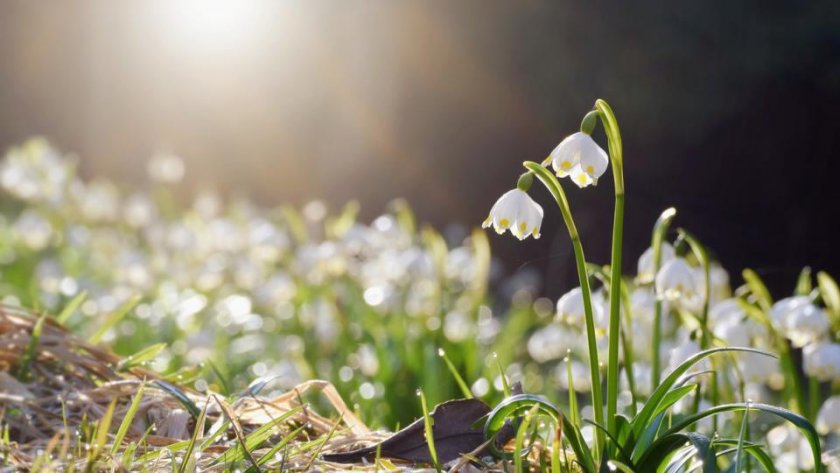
[650,208,677,392]
[523,161,605,455]
[594,99,624,441]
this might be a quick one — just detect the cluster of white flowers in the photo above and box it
[0,139,506,420]
[482,127,610,241]
[520,214,840,450]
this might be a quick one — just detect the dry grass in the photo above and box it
[0,304,403,472]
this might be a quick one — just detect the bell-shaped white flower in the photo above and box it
[769,295,811,327]
[482,189,543,240]
[803,342,840,381]
[636,242,676,283]
[549,132,609,187]
[714,319,751,347]
[709,298,744,326]
[655,258,702,308]
[785,303,829,347]
[816,396,840,435]
[555,287,606,327]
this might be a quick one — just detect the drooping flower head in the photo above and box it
[654,257,701,303]
[549,132,609,188]
[803,342,840,381]
[817,396,840,435]
[556,286,606,327]
[482,189,543,240]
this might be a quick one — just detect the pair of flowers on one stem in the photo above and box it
[481,131,608,239]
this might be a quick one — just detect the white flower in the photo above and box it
[769,296,811,327]
[803,342,840,381]
[709,298,744,327]
[482,189,543,240]
[767,424,815,472]
[737,352,780,384]
[816,396,840,434]
[714,320,751,347]
[636,242,676,283]
[666,339,705,374]
[556,287,606,327]
[785,303,829,347]
[549,132,609,188]
[655,258,702,307]
[527,323,575,363]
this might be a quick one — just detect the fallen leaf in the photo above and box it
[323,398,495,464]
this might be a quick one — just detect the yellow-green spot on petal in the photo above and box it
[561,161,571,171]
[586,165,594,174]
[500,218,510,228]
[519,222,527,233]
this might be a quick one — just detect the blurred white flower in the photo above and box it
[0,138,70,203]
[13,210,53,250]
[556,287,605,327]
[738,352,780,385]
[816,396,840,435]
[666,339,704,374]
[766,424,815,472]
[709,298,744,326]
[147,152,185,183]
[555,359,591,392]
[785,303,829,348]
[629,287,657,322]
[714,319,751,347]
[636,242,676,283]
[482,189,543,240]
[527,323,576,363]
[803,342,840,381]
[655,258,702,308]
[549,132,609,187]
[123,193,157,227]
[769,296,812,327]
[443,310,473,342]
[709,263,731,302]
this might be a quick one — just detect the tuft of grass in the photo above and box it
[17,313,46,381]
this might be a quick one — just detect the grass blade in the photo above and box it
[663,402,823,473]
[211,404,303,466]
[89,295,141,344]
[418,389,441,473]
[56,290,88,325]
[17,314,46,381]
[111,380,146,455]
[631,347,773,442]
[178,398,209,473]
[438,348,472,399]
[117,344,166,372]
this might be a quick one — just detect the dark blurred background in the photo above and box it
[1,1,839,298]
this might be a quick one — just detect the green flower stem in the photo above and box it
[594,99,624,441]
[650,208,677,392]
[679,229,715,428]
[809,376,820,422]
[524,161,605,455]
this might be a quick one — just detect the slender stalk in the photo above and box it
[650,208,677,392]
[809,376,820,423]
[680,229,714,428]
[524,161,605,455]
[594,99,624,441]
